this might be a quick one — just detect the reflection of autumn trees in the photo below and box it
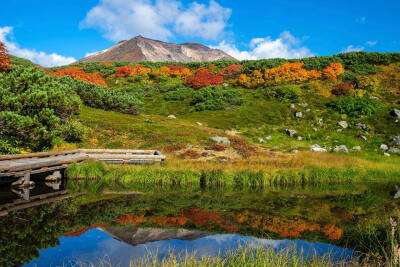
[64,222,108,237]
[114,207,342,240]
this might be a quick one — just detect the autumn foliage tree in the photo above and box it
[53,66,107,87]
[115,64,151,78]
[219,64,243,79]
[264,62,322,85]
[322,62,344,79]
[185,68,223,89]
[0,42,11,72]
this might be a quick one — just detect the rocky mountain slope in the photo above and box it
[78,36,235,63]
[98,226,210,246]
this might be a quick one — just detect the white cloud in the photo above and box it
[211,31,314,60]
[342,45,364,53]
[366,40,377,46]
[80,0,231,42]
[0,26,76,67]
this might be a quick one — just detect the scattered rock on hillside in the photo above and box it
[297,136,303,141]
[338,121,348,129]
[380,144,389,150]
[384,152,391,157]
[310,144,327,152]
[299,103,308,107]
[313,128,318,132]
[295,112,303,118]
[306,109,311,112]
[392,136,400,145]
[258,138,265,143]
[334,145,349,153]
[388,147,400,153]
[291,150,299,154]
[318,118,323,125]
[196,122,202,126]
[392,109,400,118]
[266,136,272,141]
[360,135,368,141]
[355,123,367,131]
[353,146,361,151]
[285,129,297,137]
[290,104,295,109]
[210,136,231,145]
[168,115,177,119]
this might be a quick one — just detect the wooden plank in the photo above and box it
[87,154,165,160]
[79,149,157,155]
[0,150,80,161]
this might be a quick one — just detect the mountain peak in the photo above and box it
[79,36,235,63]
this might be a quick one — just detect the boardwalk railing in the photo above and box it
[0,149,166,179]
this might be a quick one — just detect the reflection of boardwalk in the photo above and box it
[0,189,72,217]
[0,149,166,181]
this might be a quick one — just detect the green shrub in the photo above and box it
[328,96,382,117]
[158,79,184,92]
[191,86,242,111]
[265,85,301,103]
[58,120,87,142]
[164,86,194,100]
[0,66,81,152]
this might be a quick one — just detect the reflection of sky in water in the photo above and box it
[26,228,354,267]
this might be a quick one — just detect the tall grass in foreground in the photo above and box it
[65,158,400,194]
[65,246,358,267]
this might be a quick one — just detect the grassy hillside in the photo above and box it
[2,52,400,170]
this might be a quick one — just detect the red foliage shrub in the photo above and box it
[185,68,223,89]
[230,137,256,158]
[180,149,201,159]
[207,144,226,151]
[331,83,355,96]
[52,66,107,87]
[0,41,11,72]
[219,64,243,79]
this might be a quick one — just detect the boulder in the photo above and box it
[380,144,389,151]
[210,136,231,145]
[338,121,348,129]
[388,147,400,154]
[334,145,349,153]
[285,129,297,137]
[291,150,299,154]
[352,146,361,151]
[196,122,203,126]
[310,144,327,152]
[313,128,318,132]
[266,136,272,141]
[392,136,400,145]
[168,115,177,119]
[306,109,311,112]
[258,138,265,143]
[360,135,368,141]
[392,109,400,118]
[297,136,303,141]
[290,104,295,109]
[384,153,391,157]
[295,112,303,118]
[355,123,367,131]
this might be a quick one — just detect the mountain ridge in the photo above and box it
[78,36,236,63]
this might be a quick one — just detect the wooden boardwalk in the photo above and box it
[0,149,166,180]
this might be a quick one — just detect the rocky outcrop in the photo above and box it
[98,227,210,246]
[78,36,236,63]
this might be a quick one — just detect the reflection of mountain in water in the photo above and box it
[98,226,210,246]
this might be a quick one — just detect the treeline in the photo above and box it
[65,52,400,76]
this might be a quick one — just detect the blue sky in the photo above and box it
[0,0,399,66]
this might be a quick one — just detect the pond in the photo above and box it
[0,173,399,266]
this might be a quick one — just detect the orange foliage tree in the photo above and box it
[264,62,322,85]
[0,41,11,72]
[166,65,192,79]
[322,62,344,79]
[52,66,107,87]
[185,68,223,89]
[115,64,151,78]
